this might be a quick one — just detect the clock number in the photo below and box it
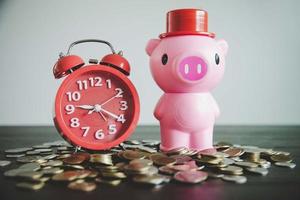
[65,104,75,114]
[94,77,102,87]
[106,79,112,89]
[77,80,88,90]
[81,126,90,137]
[95,129,104,139]
[120,101,128,111]
[88,77,94,87]
[115,88,123,98]
[70,118,80,128]
[108,124,117,135]
[66,91,81,101]
[117,114,126,124]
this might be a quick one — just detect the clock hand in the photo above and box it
[98,107,119,119]
[76,105,95,110]
[88,109,95,114]
[100,95,117,106]
[98,111,107,121]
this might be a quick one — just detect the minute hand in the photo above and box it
[99,108,119,119]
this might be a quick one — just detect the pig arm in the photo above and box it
[209,95,220,118]
[154,95,165,120]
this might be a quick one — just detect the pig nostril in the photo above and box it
[197,64,202,74]
[184,64,189,74]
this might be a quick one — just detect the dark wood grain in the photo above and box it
[0,126,299,200]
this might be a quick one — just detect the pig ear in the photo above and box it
[146,39,160,56]
[217,39,228,56]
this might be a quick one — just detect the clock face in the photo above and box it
[54,65,139,150]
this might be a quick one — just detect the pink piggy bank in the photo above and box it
[146,9,228,151]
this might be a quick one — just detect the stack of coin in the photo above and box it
[90,153,113,165]
[0,139,296,191]
[242,148,261,163]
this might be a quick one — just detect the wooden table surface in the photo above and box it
[0,126,299,200]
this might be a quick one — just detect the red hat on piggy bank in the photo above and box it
[159,9,215,38]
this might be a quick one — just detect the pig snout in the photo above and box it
[178,56,207,82]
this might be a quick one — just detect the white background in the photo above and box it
[0,0,299,126]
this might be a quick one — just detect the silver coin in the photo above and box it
[142,140,160,146]
[235,161,258,168]
[26,151,41,155]
[222,175,247,184]
[274,162,296,169]
[19,163,41,171]
[42,154,58,160]
[4,168,34,177]
[34,149,53,153]
[32,145,51,149]
[207,172,224,178]
[43,160,63,167]
[6,154,25,158]
[222,158,235,165]
[40,167,64,175]
[260,161,271,169]
[17,156,43,163]
[246,167,268,176]
[0,160,11,167]
[16,171,43,180]
[5,147,32,154]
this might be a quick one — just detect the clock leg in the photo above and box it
[74,146,82,153]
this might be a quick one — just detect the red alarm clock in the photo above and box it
[53,39,140,150]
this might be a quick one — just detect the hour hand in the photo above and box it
[76,105,94,110]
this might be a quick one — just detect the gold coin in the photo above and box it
[68,180,96,192]
[42,160,63,167]
[102,172,126,179]
[220,165,243,175]
[63,154,87,165]
[52,171,79,181]
[153,156,176,166]
[271,154,292,163]
[16,181,45,190]
[124,163,150,174]
[122,150,145,160]
[95,178,122,186]
[41,167,64,175]
[223,148,244,157]
[196,156,222,165]
[234,161,258,168]
[129,159,153,166]
[90,154,113,165]
[162,147,188,156]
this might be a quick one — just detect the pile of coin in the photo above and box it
[0,140,296,191]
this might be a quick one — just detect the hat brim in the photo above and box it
[159,31,215,39]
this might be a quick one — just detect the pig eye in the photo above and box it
[215,53,220,65]
[161,54,168,65]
